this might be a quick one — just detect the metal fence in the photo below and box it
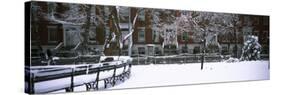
[25,62,132,94]
[131,54,223,65]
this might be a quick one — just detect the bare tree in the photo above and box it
[34,2,143,56]
[149,9,178,48]
[177,11,239,70]
[33,2,105,55]
[103,6,142,56]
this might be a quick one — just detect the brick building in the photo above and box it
[30,2,269,57]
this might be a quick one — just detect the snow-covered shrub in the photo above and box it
[240,35,261,61]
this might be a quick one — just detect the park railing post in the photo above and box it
[128,64,132,77]
[95,68,100,90]
[71,68,74,91]
[123,63,126,73]
[121,64,127,81]
[112,65,117,86]
[29,73,35,94]
[66,68,74,92]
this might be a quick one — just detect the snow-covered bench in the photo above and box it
[25,57,132,94]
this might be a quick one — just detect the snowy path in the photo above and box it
[110,61,269,89]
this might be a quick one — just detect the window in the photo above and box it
[47,2,55,14]
[104,7,110,15]
[64,25,81,46]
[31,25,39,42]
[263,16,269,25]
[104,26,110,39]
[121,28,129,45]
[120,7,129,15]
[48,26,58,43]
[31,3,39,21]
[88,26,96,43]
[261,30,269,43]
[182,11,188,15]
[152,11,160,24]
[242,26,253,41]
[253,17,260,25]
[244,16,251,26]
[104,7,110,24]
[262,45,269,54]
[193,46,200,54]
[138,27,145,42]
[182,32,188,41]
[119,7,129,22]
[182,46,188,53]
[138,47,145,55]
[242,27,253,36]
[253,30,259,36]
[155,47,161,55]
[222,46,228,55]
[152,30,159,43]
[163,45,177,55]
[138,9,145,21]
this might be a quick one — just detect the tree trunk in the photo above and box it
[81,5,92,54]
[234,28,238,58]
[128,8,132,56]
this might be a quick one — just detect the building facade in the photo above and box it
[31,2,269,57]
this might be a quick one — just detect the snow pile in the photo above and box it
[100,56,133,64]
[224,57,240,63]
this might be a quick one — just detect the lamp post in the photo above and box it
[201,31,206,70]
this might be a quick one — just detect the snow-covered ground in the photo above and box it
[110,61,269,89]
[31,60,269,93]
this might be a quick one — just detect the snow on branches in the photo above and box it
[149,10,240,50]
[176,11,240,54]
[183,11,239,42]
[150,9,178,48]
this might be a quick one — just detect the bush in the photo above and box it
[240,35,261,61]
